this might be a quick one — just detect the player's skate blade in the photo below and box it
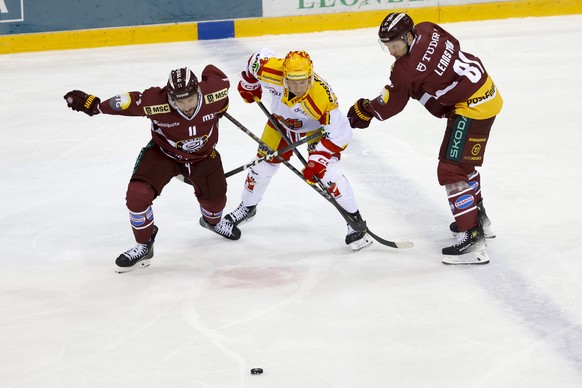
[224,203,257,226]
[442,250,490,265]
[115,256,152,273]
[346,230,373,252]
[199,217,241,240]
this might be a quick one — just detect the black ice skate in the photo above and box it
[450,200,495,238]
[345,211,373,252]
[346,228,373,252]
[200,217,241,240]
[442,226,489,265]
[115,225,159,273]
[224,203,257,226]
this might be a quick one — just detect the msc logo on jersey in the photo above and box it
[204,88,228,104]
[144,104,170,115]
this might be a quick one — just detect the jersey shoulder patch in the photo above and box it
[203,88,228,104]
[303,74,338,118]
[143,104,171,115]
[257,57,284,85]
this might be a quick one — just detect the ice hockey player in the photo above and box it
[64,66,240,273]
[347,13,502,264]
[224,48,373,251]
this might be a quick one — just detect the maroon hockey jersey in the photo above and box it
[98,65,230,163]
[370,22,502,120]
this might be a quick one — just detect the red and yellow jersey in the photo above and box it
[245,48,352,154]
[369,22,502,121]
[98,64,229,163]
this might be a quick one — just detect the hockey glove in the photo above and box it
[237,71,262,103]
[302,151,331,185]
[347,98,373,129]
[218,99,229,117]
[64,90,101,116]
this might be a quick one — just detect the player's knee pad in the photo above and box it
[322,159,358,213]
[320,157,342,186]
[437,161,474,186]
[445,180,470,196]
[126,180,156,212]
[467,170,482,200]
[249,161,280,182]
[446,180,478,230]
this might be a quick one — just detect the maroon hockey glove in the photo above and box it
[347,98,373,129]
[424,96,455,119]
[302,151,331,185]
[64,90,101,116]
[237,71,262,103]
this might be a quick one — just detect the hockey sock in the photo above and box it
[129,206,155,244]
[467,170,482,204]
[446,181,478,231]
[200,206,222,225]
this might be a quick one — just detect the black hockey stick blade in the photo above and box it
[366,228,414,249]
[312,184,413,248]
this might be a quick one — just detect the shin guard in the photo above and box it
[446,181,478,232]
[126,180,156,244]
[129,206,155,244]
[467,170,482,204]
[241,162,280,207]
[321,158,358,214]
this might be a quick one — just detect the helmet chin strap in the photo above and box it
[403,31,414,53]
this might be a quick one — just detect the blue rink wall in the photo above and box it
[0,0,261,34]
[1,0,581,54]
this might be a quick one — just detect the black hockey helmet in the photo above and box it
[378,12,414,43]
[167,67,198,100]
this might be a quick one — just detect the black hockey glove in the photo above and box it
[64,90,101,116]
[347,98,374,129]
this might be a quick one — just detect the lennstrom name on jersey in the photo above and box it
[416,28,455,77]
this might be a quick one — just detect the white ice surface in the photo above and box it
[1,15,582,388]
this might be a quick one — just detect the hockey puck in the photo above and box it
[250,368,263,375]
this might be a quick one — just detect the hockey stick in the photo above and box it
[225,112,336,198]
[227,110,412,249]
[224,112,311,180]
[253,99,413,249]
[253,99,365,230]
[225,111,335,194]
[223,115,320,177]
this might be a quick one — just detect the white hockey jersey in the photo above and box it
[244,48,353,155]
